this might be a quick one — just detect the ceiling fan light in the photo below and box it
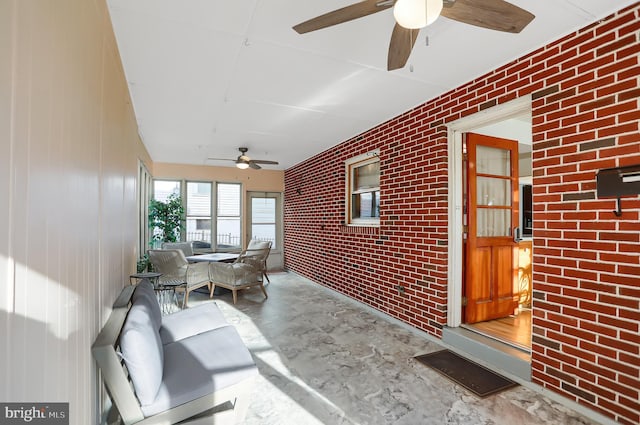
[236,161,250,169]
[393,0,443,29]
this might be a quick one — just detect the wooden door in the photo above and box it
[464,133,520,324]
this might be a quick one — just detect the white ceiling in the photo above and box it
[107,0,637,170]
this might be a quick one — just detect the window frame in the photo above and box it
[137,160,153,258]
[215,181,243,252]
[149,179,245,251]
[248,192,280,250]
[151,179,183,247]
[345,151,380,226]
[185,180,213,248]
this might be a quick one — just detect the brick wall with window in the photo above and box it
[284,5,639,424]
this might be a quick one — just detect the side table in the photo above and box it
[129,272,162,286]
[155,282,185,314]
[129,272,178,314]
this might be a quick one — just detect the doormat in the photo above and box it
[414,350,518,398]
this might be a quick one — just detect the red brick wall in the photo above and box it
[284,5,639,423]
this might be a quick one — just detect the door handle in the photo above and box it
[513,226,522,243]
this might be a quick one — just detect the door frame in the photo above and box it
[246,191,284,272]
[446,95,531,327]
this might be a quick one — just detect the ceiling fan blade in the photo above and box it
[249,162,262,170]
[293,0,394,34]
[207,157,234,161]
[251,160,279,165]
[387,23,419,71]
[441,0,534,33]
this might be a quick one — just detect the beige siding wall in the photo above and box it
[0,1,144,423]
[153,162,285,192]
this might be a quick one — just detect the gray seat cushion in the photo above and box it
[132,279,231,344]
[141,326,258,417]
[159,303,230,345]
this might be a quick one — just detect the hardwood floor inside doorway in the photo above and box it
[467,310,532,351]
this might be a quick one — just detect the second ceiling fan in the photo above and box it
[293,0,535,71]
[208,147,279,170]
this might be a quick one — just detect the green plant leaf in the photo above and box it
[148,193,185,243]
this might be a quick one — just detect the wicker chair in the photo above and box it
[147,249,211,308]
[246,240,272,283]
[208,244,271,304]
[160,241,194,257]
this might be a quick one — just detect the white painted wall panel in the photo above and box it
[0,0,13,402]
[1,0,141,423]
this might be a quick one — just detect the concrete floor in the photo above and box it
[187,272,599,425]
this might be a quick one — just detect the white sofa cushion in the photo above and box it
[119,301,164,406]
[141,326,258,417]
[159,303,230,345]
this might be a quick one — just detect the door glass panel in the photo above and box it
[477,208,511,237]
[251,197,277,248]
[477,177,511,206]
[477,146,511,176]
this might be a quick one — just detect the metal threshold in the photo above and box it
[441,326,532,381]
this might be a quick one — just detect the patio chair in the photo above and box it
[208,244,271,304]
[246,239,272,283]
[148,249,211,308]
[161,241,194,257]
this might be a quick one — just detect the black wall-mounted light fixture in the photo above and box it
[596,164,640,217]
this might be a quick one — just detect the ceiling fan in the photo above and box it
[208,147,279,170]
[293,0,535,70]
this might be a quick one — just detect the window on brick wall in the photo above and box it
[346,151,380,225]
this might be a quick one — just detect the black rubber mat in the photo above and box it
[414,350,518,398]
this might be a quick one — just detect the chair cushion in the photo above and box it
[161,242,194,256]
[119,301,164,406]
[141,326,258,417]
[247,239,271,250]
[159,303,230,345]
[132,279,162,331]
[147,250,188,280]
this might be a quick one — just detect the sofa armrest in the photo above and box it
[91,286,147,424]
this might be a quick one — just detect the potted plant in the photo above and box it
[149,192,185,247]
[136,254,150,273]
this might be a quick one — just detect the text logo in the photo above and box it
[0,403,68,424]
